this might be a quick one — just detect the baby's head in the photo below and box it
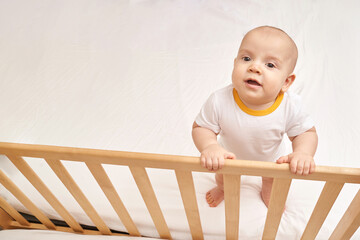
[232,26,298,109]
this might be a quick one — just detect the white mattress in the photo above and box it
[0,0,360,239]
[0,229,153,240]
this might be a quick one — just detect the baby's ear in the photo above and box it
[281,74,296,92]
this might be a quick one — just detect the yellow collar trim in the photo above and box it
[233,88,284,116]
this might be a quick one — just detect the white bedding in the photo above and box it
[0,0,360,239]
[0,229,153,240]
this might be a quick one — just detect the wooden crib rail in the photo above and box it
[0,142,360,183]
[0,142,360,240]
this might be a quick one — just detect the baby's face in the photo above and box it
[232,28,297,109]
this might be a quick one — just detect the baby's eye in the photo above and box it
[266,63,276,68]
[242,56,251,61]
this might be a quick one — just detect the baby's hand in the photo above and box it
[201,144,235,171]
[276,152,315,175]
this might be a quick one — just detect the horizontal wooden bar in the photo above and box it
[0,142,359,183]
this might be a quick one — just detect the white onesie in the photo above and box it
[195,84,314,162]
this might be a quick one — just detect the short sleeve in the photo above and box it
[195,93,221,134]
[285,93,315,137]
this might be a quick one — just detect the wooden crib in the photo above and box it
[0,142,359,240]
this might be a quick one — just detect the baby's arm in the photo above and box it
[277,127,318,175]
[192,122,235,171]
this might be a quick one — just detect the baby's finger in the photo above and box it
[212,156,219,171]
[225,152,236,159]
[289,159,298,174]
[206,157,213,170]
[218,156,225,169]
[296,160,304,175]
[310,161,316,174]
[200,156,206,168]
[277,155,289,164]
[302,161,311,175]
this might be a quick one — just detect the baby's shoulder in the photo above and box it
[282,91,308,116]
[211,84,234,100]
[283,91,303,106]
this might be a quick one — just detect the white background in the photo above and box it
[1,0,360,168]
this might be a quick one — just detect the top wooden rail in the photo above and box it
[0,142,360,183]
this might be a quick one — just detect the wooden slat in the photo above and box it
[1,142,360,183]
[262,178,292,240]
[224,174,241,240]
[129,166,171,239]
[329,188,360,240]
[175,170,203,240]
[0,206,14,229]
[44,158,111,235]
[8,155,83,233]
[86,162,140,236]
[0,169,56,229]
[301,181,344,240]
[0,196,30,226]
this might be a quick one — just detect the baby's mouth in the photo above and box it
[245,79,262,86]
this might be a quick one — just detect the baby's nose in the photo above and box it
[248,64,261,74]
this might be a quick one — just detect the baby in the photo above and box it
[192,26,318,207]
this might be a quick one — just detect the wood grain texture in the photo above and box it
[301,181,344,240]
[224,174,241,240]
[0,169,56,230]
[8,155,83,233]
[175,170,203,240]
[86,162,140,236]
[262,178,291,240]
[129,166,172,239]
[329,189,360,240]
[0,196,29,227]
[0,142,359,183]
[45,158,111,235]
